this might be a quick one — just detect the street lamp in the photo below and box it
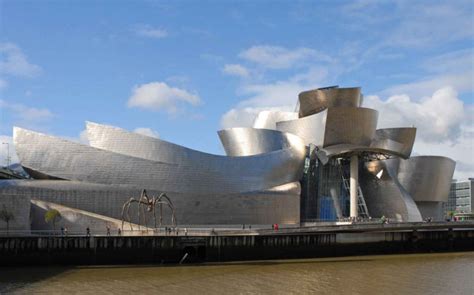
[2,142,10,168]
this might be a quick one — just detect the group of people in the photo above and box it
[82,225,121,237]
[163,227,188,236]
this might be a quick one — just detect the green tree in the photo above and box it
[0,205,15,235]
[44,209,61,233]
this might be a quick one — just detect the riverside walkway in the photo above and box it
[0,221,473,266]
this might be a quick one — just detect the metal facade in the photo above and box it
[218,128,306,156]
[14,127,305,195]
[0,84,457,228]
[298,87,362,118]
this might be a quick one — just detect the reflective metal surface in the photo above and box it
[360,159,422,222]
[298,87,362,118]
[87,122,306,171]
[1,84,457,228]
[317,141,406,159]
[30,199,147,232]
[218,127,306,156]
[276,107,378,147]
[0,180,301,225]
[374,128,417,158]
[397,156,456,202]
[14,127,305,194]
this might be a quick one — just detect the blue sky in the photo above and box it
[0,0,473,178]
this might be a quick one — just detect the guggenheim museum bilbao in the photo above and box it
[0,86,456,232]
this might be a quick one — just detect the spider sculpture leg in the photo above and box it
[156,193,177,227]
[122,197,136,231]
[152,196,158,229]
[126,201,135,231]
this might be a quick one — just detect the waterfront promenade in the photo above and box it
[1,221,473,266]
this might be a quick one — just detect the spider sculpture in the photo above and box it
[121,189,177,231]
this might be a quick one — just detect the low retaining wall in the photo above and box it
[1,225,473,266]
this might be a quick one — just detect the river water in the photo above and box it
[1,252,473,294]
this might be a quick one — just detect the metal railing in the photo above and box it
[0,227,266,237]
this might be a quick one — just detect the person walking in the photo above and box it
[86,227,90,237]
[106,225,111,236]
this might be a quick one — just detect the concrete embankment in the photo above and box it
[0,222,473,266]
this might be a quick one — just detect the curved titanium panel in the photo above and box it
[1,180,301,225]
[397,156,456,202]
[87,122,306,166]
[218,128,306,156]
[298,87,362,118]
[14,127,305,194]
[359,159,422,222]
[317,140,406,159]
[253,110,298,130]
[276,107,378,147]
[276,109,327,146]
[374,128,416,158]
[30,199,149,231]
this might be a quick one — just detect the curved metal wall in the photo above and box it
[276,107,378,148]
[218,128,306,156]
[374,128,416,158]
[276,109,327,146]
[323,107,378,147]
[298,87,362,118]
[360,159,422,222]
[1,180,301,225]
[87,122,307,167]
[317,141,406,159]
[397,156,456,202]
[14,127,305,195]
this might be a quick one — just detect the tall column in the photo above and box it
[350,154,358,218]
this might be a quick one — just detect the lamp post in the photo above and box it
[2,142,10,168]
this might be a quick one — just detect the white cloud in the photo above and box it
[0,99,54,123]
[127,81,200,114]
[0,43,42,78]
[365,86,474,180]
[222,64,249,77]
[220,67,327,128]
[133,127,160,138]
[365,87,465,143]
[79,129,89,144]
[0,135,19,166]
[239,45,332,69]
[382,49,474,98]
[63,129,89,145]
[221,107,271,129]
[239,67,327,108]
[413,124,474,180]
[382,73,473,99]
[132,24,168,38]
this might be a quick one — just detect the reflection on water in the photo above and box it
[1,252,473,294]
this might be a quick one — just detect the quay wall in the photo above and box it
[0,225,473,266]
